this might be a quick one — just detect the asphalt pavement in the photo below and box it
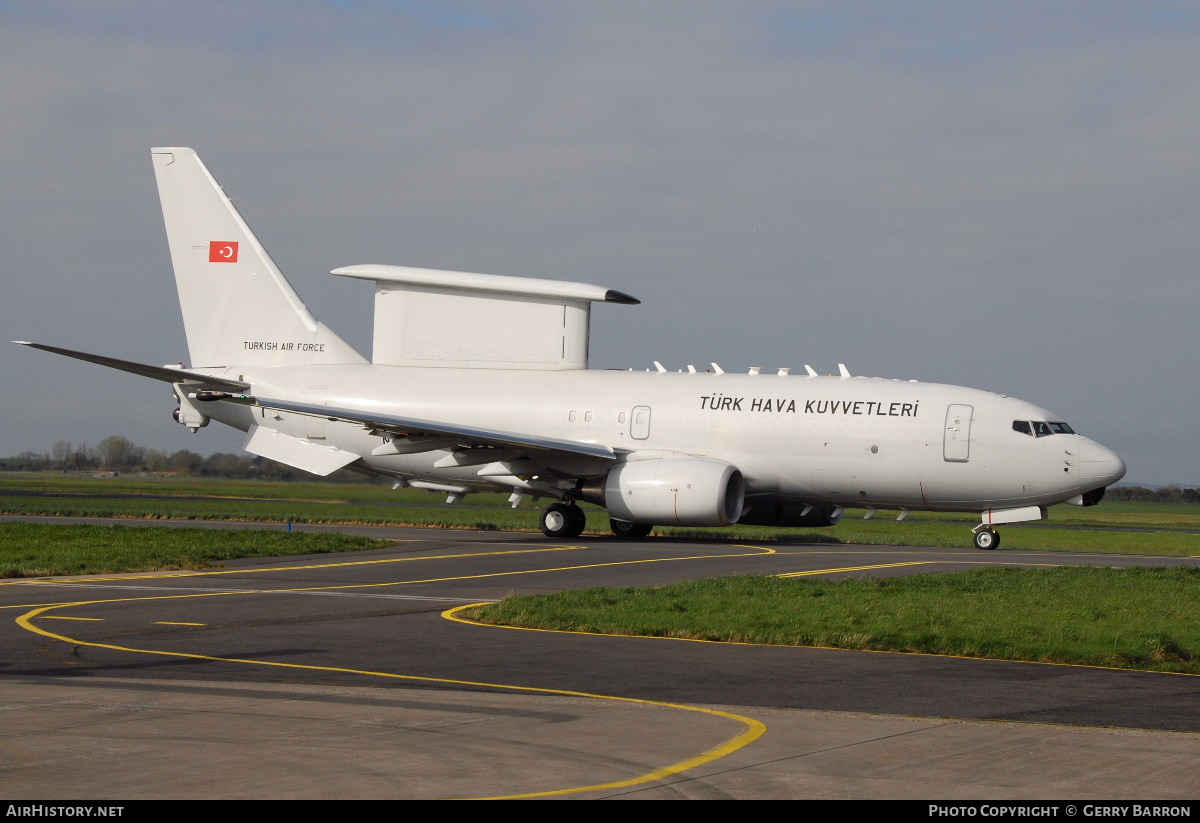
[2,519,1198,800]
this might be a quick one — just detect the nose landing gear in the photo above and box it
[972,526,1000,550]
[970,505,1047,550]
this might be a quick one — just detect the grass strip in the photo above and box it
[3,496,1199,554]
[0,521,392,577]
[658,522,1200,555]
[467,567,1200,674]
[2,475,1199,555]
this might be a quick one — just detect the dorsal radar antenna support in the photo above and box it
[331,264,638,371]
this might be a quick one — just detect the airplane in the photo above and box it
[16,147,1127,550]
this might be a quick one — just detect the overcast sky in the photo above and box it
[2,2,1197,485]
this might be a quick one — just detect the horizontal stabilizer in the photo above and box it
[14,341,250,390]
[244,426,361,476]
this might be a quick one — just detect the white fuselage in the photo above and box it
[203,364,1125,514]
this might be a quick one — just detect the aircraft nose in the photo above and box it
[1077,439,1127,487]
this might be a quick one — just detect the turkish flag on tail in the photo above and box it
[209,241,239,262]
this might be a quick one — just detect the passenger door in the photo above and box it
[943,404,973,462]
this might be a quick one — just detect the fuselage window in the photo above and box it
[1013,420,1033,436]
[568,410,577,423]
[584,411,593,423]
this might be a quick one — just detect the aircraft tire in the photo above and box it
[973,529,1000,550]
[610,518,653,539]
[541,503,586,539]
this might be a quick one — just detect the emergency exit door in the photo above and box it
[630,405,651,440]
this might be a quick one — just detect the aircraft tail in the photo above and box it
[151,147,365,369]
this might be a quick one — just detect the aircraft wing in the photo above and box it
[224,395,620,462]
[14,342,251,391]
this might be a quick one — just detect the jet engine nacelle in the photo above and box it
[737,503,843,528]
[580,457,745,526]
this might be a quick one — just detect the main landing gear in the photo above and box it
[972,526,1000,551]
[540,502,587,539]
[609,518,652,539]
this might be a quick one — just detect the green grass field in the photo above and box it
[2,473,1197,555]
[465,567,1200,674]
[0,520,390,577]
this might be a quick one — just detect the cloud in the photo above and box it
[2,2,1197,482]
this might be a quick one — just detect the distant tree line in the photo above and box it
[0,436,377,483]
[1,436,1195,499]
[1105,485,1200,504]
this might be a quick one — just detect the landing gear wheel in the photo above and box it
[973,528,1000,550]
[540,503,586,539]
[610,518,653,539]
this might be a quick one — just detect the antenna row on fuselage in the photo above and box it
[645,362,854,377]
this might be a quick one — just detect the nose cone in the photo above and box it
[1077,438,1127,487]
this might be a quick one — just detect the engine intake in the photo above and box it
[579,457,744,526]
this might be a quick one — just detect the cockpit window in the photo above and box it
[1014,420,1076,437]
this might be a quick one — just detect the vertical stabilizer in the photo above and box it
[151,147,365,369]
